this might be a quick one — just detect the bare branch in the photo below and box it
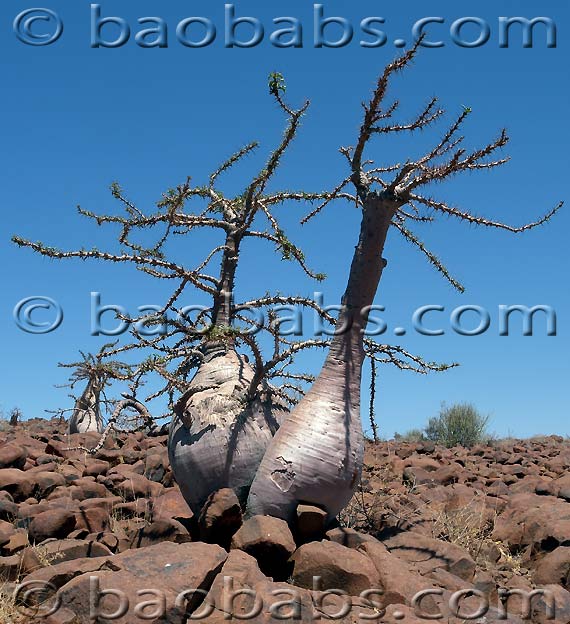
[365,340,458,374]
[350,36,425,191]
[369,358,379,442]
[243,85,310,221]
[209,141,259,189]
[300,177,355,225]
[263,339,330,377]
[393,221,465,292]
[11,237,218,295]
[242,230,325,281]
[411,194,563,233]
[373,97,444,135]
[64,395,155,455]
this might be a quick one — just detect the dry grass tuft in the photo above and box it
[338,463,426,533]
[31,544,65,568]
[108,493,154,536]
[432,505,493,560]
[431,504,530,578]
[0,583,24,624]
[493,541,528,576]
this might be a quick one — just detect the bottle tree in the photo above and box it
[247,40,562,523]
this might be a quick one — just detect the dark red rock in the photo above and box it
[0,444,27,469]
[198,488,242,548]
[534,547,570,589]
[296,504,327,543]
[290,540,380,594]
[231,515,296,580]
[28,509,77,544]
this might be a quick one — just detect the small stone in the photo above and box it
[296,504,327,543]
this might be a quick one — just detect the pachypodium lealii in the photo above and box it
[247,41,561,524]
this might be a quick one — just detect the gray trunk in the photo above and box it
[247,194,395,523]
[69,379,104,434]
[211,231,239,329]
[169,348,287,514]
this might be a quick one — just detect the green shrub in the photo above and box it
[425,403,489,448]
[394,428,426,443]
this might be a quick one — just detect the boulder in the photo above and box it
[0,553,22,581]
[0,444,27,469]
[290,540,381,595]
[152,488,194,526]
[115,473,164,501]
[30,538,113,563]
[74,506,110,534]
[198,488,243,548]
[0,468,34,501]
[231,515,296,580]
[67,477,109,500]
[534,547,570,589]
[204,549,269,612]
[326,527,378,550]
[27,471,67,498]
[0,499,18,522]
[132,518,191,548]
[55,541,227,623]
[493,493,570,552]
[359,539,440,616]
[82,459,110,477]
[382,531,477,582]
[528,584,570,624]
[23,554,113,592]
[144,452,168,483]
[296,504,328,543]
[2,530,29,555]
[28,509,77,544]
[550,475,570,502]
[0,519,15,549]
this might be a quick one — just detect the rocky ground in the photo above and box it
[1,418,569,623]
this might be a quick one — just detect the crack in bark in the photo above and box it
[270,457,296,493]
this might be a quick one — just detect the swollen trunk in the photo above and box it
[169,348,287,514]
[247,194,395,523]
[69,380,104,434]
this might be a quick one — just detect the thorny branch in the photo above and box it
[300,37,561,433]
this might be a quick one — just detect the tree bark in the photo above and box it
[69,379,104,434]
[169,349,286,513]
[247,193,397,523]
[210,230,240,329]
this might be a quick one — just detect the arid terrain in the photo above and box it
[1,418,569,623]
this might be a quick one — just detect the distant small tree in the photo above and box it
[425,403,490,448]
[9,408,22,427]
[55,343,134,434]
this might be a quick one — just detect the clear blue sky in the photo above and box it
[1,0,568,438]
